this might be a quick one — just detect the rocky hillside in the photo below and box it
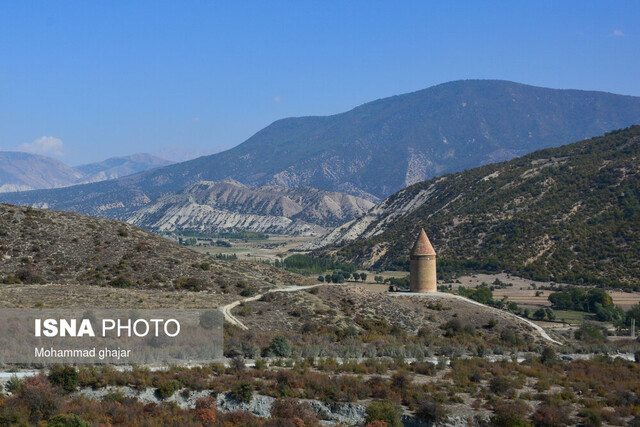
[0,204,310,299]
[0,152,172,193]
[127,180,374,235]
[314,126,640,289]
[3,80,640,216]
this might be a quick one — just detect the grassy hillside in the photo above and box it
[327,126,640,289]
[0,204,310,299]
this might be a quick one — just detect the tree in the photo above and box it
[587,288,613,312]
[360,273,368,282]
[268,335,292,357]
[545,308,556,321]
[540,347,556,365]
[231,381,253,403]
[317,275,325,283]
[47,365,79,392]
[533,308,547,320]
[626,304,640,327]
[548,291,573,310]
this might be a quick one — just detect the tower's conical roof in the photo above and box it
[410,229,436,256]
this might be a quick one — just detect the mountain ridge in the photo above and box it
[126,180,374,235]
[0,152,173,193]
[313,126,640,289]
[2,80,640,218]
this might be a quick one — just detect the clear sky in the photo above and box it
[1,1,638,165]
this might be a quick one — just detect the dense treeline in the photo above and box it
[278,254,358,275]
[331,126,640,290]
[165,230,270,240]
[548,288,640,325]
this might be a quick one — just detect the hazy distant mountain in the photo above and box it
[76,153,174,183]
[127,180,374,235]
[0,152,82,192]
[0,152,172,193]
[3,80,640,215]
[312,126,640,289]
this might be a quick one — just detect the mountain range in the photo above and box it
[3,80,640,220]
[0,152,172,193]
[126,180,374,235]
[312,126,640,289]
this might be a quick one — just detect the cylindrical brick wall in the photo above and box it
[410,254,437,293]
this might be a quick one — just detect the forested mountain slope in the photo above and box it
[316,126,640,289]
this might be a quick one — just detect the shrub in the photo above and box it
[109,276,132,288]
[489,375,512,395]
[154,378,180,399]
[219,410,262,427]
[500,328,522,346]
[231,381,253,403]
[175,277,206,291]
[540,347,556,365]
[48,365,79,392]
[415,398,448,424]
[365,401,403,427]
[580,407,602,427]
[18,374,61,423]
[254,359,268,371]
[15,268,44,284]
[230,356,246,373]
[574,322,606,342]
[531,403,571,426]
[240,287,256,297]
[490,401,530,427]
[271,398,320,426]
[268,335,292,357]
[195,395,217,424]
[5,374,25,394]
[47,413,91,427]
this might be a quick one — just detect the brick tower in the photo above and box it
[410,229,437,293]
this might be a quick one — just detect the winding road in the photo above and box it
[220,284,326,330]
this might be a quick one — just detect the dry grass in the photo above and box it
[234,283,552,346]
[0,204,313,309]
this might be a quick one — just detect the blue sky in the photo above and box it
[1,1,638,165]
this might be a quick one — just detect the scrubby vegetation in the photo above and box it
[3,354,640,426]
[0,204,310,296]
